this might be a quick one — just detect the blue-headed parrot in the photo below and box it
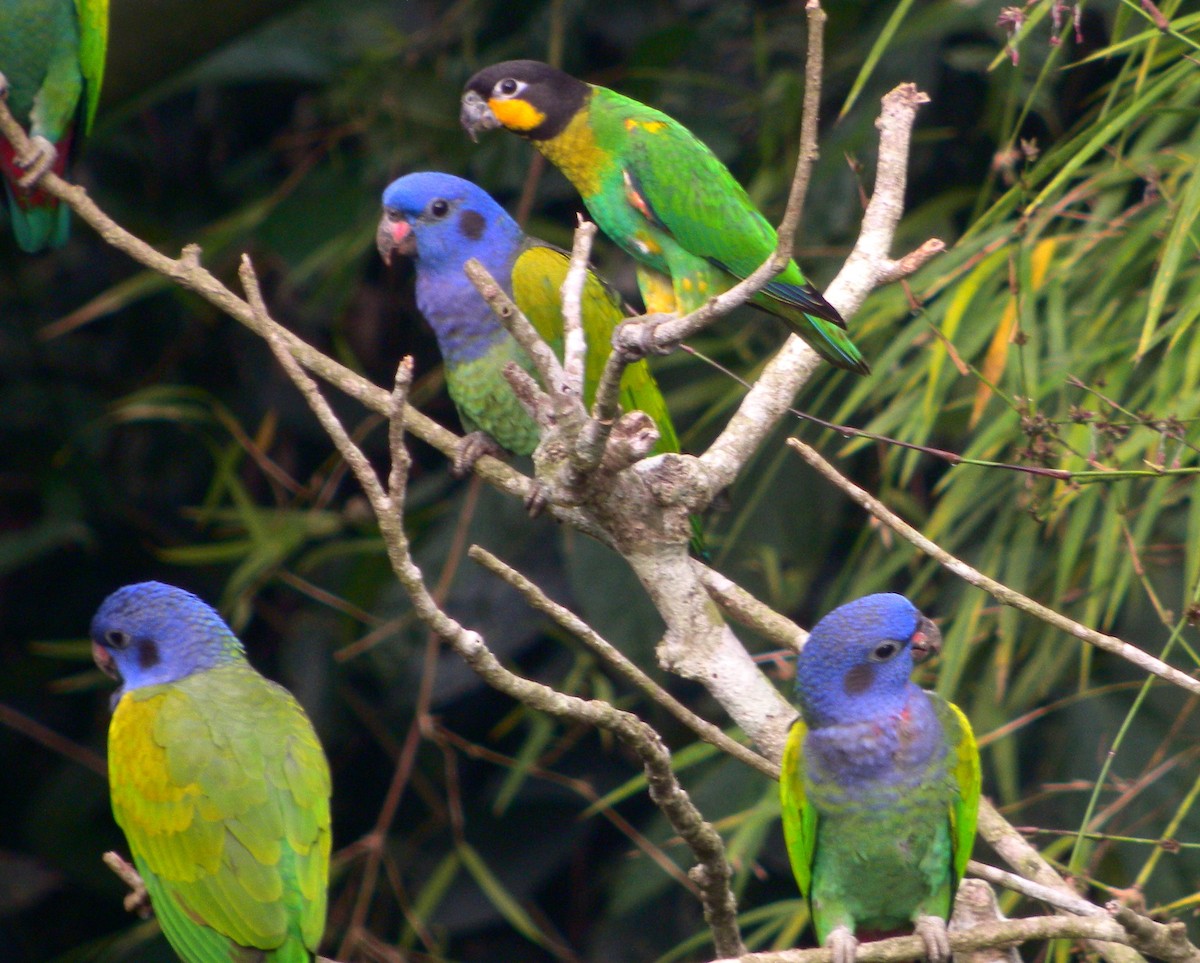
[92,581,331,963]
[780,593,980,963]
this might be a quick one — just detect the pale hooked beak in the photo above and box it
[910,616,942,663]
[376,214,417,265]
[92,640,119,680]
[460,90,501,142]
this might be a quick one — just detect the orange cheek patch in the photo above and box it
[488,98,546,131]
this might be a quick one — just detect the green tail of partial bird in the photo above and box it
[1,138,71,252]
[751,271,870,376]
[3,186,70,252]
[795,311,871,376]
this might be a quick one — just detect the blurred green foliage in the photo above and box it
[3,0,1200,961]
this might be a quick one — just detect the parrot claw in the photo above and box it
[16,135,57,190]
[0,71,8,99]
[827,926,859,963]
[915,915,952,963]
[452,431,505,477]
[524,480,549,517]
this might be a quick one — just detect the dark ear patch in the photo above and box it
[843,662,875,696]
[458,209,486,241]
[137,639,160,670]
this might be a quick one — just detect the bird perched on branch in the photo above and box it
[376,170,681,474]
[460,60,868,374]
[780,593,979,963]
[0,0,108,251]
[92,581,331,963]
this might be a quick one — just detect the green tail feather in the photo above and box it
[795,312,870,376]
[4,188,69,253]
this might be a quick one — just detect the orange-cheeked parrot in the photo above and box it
[0,0,108,252]
[376,170,682,473]
[92,581,332,963]
[460,60,868,374]
[780,594,980,963]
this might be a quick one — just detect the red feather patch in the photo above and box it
[0,131,71,211]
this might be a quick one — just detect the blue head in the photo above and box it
[377,171,524,280]
[91,582,245,695]
[794,593,940,728]
[377,172,527,362]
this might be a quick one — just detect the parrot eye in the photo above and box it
[105,629,131,650]
[495,77,525,98]
[427,199,451,219]
[869,640,901,662]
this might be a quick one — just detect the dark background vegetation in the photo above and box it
[3,1,1199,961]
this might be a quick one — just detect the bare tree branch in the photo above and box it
[707,908,1198,963]
[949,880,1021,963]
[559,216,596,399]
[781,0,827,258]
[967,860,1105,917]
[692,562,809,653]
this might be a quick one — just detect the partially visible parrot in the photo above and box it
[779,593,979,963]
[0,0,107,252]
[376,170,682,472]
[460,60,868,375]
[92,581,331,963]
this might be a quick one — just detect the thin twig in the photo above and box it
[968,860,1107,917]
[102,852,150,917]
[692,562,808,653]
[785,436,1200,695]
[778,0,827,258]
[0,701,107,776]
[468,544,777,778]
[1107,902,1200,963]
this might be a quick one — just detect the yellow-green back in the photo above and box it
[109,662,330,962]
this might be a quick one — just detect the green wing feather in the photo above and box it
[511,241,681,456]
[932,694,981,890]
[74,0,108,135]
[110,663,331,962]
[779,717,817,901]
[590,88,843,327]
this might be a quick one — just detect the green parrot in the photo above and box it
[0,0,108,252]
[780,593,980,963]
[460,60,869,374]
[376,171,682,470]
[92,581,332,963]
